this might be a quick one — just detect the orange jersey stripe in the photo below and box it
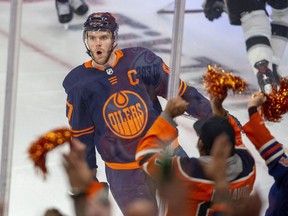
[66,101,73,121]
[105,161,140,170]
[178,80,187,96]
[71,126,94,137]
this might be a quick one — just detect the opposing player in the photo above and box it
[203,0,288,94]
[62,12,212,213]
[55,0,89,24]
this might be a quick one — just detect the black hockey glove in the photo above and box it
[203,0,225,21]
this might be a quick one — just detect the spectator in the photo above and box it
[243,91,288,215]
[203,133,262,216]
[63,138,110,216]
[136,95,256,215]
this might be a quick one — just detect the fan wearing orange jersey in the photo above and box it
[136,96,256,216]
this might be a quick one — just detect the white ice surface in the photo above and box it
[0,0,287,215]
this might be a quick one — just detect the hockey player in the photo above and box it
[203,0,288,95]
[243,91,288,215]
[55,0,89,24]
[62,12,212,213]
[135,95,256,216]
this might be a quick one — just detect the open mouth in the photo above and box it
[96,50,103,56]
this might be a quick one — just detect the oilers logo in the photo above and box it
[103,91,148,139]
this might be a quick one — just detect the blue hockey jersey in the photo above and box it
[63,47,212,169]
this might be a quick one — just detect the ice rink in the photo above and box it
[0,0,288,215]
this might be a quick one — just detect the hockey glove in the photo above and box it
[203,0,225,21]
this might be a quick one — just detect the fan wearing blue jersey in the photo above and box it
[243,92,288,215]
[62,12,212,213]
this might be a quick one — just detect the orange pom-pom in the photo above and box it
[28,127,72,177]
[203,65,248,99]
[261,77,288,122]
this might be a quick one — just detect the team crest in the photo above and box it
[103,91,148,139]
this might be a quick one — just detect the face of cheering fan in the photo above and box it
[86,30,116,67]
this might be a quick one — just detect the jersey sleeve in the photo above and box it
[140,49,212,120]
[227,114,244,148]
[65,87,97,169]
[135,115,178,179]
[243,111,288,185]
[181,82,212,119]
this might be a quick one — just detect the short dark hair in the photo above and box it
[193,116,235,155]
